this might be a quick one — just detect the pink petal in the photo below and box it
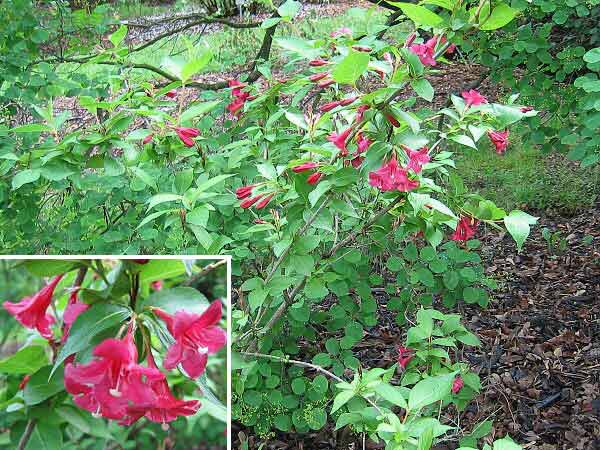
[163,341,184,370]
[181,350,208,379]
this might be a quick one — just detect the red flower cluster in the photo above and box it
[328,127,353,156]
[227,80,254,118]
[356,104,370,122]
[451,216,478,241]
[3,275,63,340]
[352,45,372,53]
[123,351,200,425]
[319,96,357,113]
[403,145,431,174]
[330,27,352,38]
[309,59,329,67]
[386,114,401,127]
[65,326,165,422]
[236,184,276,210]
[309,71,335,88]
[409,35,455,67]
[61,290,89,343]
[63,301,225,425]
[350,132,372,168]
[369,156,419,192]
[165,89,177,99]
[462,89,488,107]
[4,272,225,427]
[292,162,322,185]
[452,375,464,394]
[487,129,509,154]
[174,127,200,147]
[153,301,226,378]
[397,346,414,369]
[409,42,436,67]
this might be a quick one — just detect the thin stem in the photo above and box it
[264,193,333,284]
[182,259,227,286]
[17,419,36,450]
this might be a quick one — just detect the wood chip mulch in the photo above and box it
[233,200,600,450]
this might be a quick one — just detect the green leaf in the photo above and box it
[388,2,444,27]
[194,174,234,194]
[584,48,600,64]
[131,166,157,190]
[408,372,455,410]
[141,287,209,315]
[503,210,538,251]
[375,383,408,408]
[450,134,477,149]
[109,25,127,47]
[139,259,188,283]
[12,169,41,190]
[24,421,63,450]
[274,414,292,431]
[417,426,434,450]
[480,3,518,30]
[285,111,308,130]
[181,50,213,82]
[262,17,282,28]
[292,378,306,394]
[52,303,132,376]
[137,209,173,229]
[411,78,434,102]
[11,124,53,133]
[23,365,65,405]
[248,287,267,312]
[147,193,183,211]
[332,50,370,85]
[23,260,79,276]
[308,180,332,206]
[493,438,522,450]
[56,406,111,439]
[275,37,320,59]
[306,407,327,430]
[180,100,221,123]
[0,346,48,374]
[421,0,453,10]
[331,389,355,413]
[277,0,301,18]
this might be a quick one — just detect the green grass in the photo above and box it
[110,0,183,19]
[456,137,600,214]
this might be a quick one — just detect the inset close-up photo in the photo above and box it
[0,258,229,450]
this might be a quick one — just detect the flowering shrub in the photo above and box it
[0,0,552,448]
[0,259,227,449]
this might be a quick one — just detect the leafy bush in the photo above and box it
[468,0,600,166]
[0,0,567,448]
[0,259,227,449]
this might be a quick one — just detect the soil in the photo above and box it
[232,201,600,450]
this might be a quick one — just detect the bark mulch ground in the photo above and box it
[233,201,600,450]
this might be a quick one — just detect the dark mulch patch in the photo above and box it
[233,201,600,450]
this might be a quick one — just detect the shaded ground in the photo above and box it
[233,200,600,450]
